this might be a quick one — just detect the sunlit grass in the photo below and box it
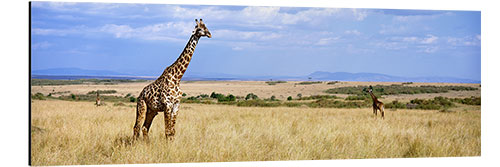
[31,100,480,165]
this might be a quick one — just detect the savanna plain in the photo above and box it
[31,80,481,165]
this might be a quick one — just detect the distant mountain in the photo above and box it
[32,68,130,76]
[307,71,480,83]
[30,68,480,83]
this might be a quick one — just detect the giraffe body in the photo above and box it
[368,87,385,119]
[133,19,211,141]
[95,92,101,107]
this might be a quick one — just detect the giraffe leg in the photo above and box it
[373,106,377,116]
[133,100,147,140]
[380,104,385,119]
[142,110,157,141]
[164,103,179,141]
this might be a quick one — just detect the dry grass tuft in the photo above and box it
[31,100,480,165]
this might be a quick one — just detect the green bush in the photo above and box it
[408,96,455,110]
[307,99,369,108]
[327,81,340,85]
[236,99,281,107]
[451,96,481,105]
[299,95,338,100]
[265,81,287,85]
[345,95,369,101]
[245,93,259,100]
[287,96,293,101]
[385,100,407,109]
[297,81,322,85]
[129,96,137,103]
[87,90,117,95]
[325,85,478,96]
[32,93,45,100]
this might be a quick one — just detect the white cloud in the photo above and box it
[100,24,134,38]
[232,46,243,51]
[99,22,193,41]
[344,30,361,36]
[212,29,282,41]
[419,46,439,53]
[447,35,480,46]
[379,25,408,35]
[421,34,438,44]
[315,37,340,46]
[32,41,52,50]
[351,9,367,21]
[403,36,418,42]
[165,5,365,26]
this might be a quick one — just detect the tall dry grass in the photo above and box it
[31,100,480,165]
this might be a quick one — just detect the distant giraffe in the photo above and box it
[95,92,101,107]
[367,86,385,119]
[133,19,211,141]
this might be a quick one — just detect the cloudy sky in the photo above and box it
[31,2,481,80]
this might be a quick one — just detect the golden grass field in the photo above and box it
[30,81,481,165]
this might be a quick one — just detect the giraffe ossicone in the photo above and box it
[133,19,211,141]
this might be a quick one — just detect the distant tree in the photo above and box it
[270,95,276,101]
[297,93,302,99]
[227,94,236,101]
[210,92,217,98]
[287,96,293,101]
[129,96,136,102]
[245,93,258,100]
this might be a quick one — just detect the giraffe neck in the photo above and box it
[369,91,378,101]
[158,35,200,83]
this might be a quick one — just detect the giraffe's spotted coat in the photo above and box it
[133,19,211,141]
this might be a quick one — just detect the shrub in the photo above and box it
[308,99,368,108]
[385,100,407,109]
[270,95,276,101]
[245,93,259,100]
[345,95,369,101]
[299,95,338,100]
[297,81,322,85]
[199,94,209,98]
[451,96,481,105]
[87,90,117,95]
[129,96,136,103]
[327,81,340,85]
[237,99,280,107]
[408,96,455,110]
[325,85,478,96]
[71,94,76,100]
[32,93,45,100]
[265,81,287,85]
[287,96,293,101]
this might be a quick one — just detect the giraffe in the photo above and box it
[133,19,211,141]
[95,92,101,107]
[367,86,385,119]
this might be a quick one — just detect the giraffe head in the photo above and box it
[366,85,374,93]
[193,19,211,38]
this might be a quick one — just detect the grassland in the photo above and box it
[30,80,481,165]
[31,100,480,165]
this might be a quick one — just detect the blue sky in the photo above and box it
[31,2,481,80]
